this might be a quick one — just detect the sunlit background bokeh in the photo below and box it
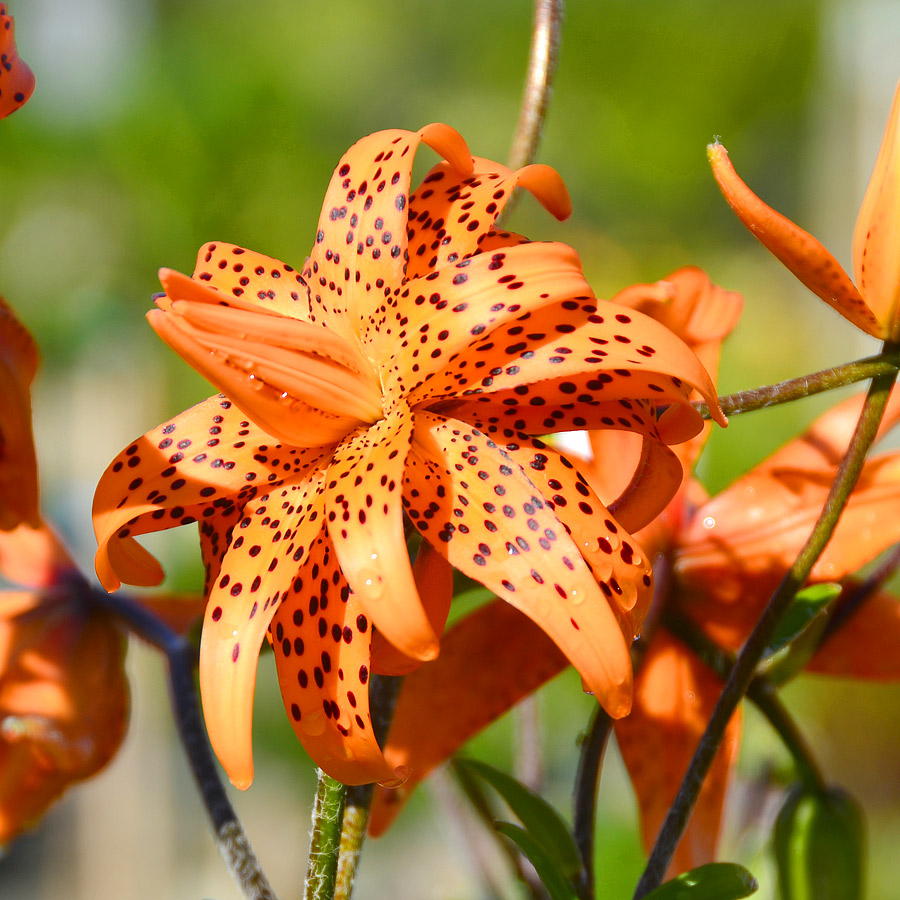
[1,0,899,897]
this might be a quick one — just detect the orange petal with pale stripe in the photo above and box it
[405,412,633,718]
[199,476,327,789]
[369,598,568,836]
[615,631,741,878]
[708,142,884,337]
[853,79,900,342]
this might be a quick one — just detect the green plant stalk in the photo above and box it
[663,612,825,792]
[89,586,278,900]
[305,770,347,900]
[633,362,898,898]
[694,351,900,420]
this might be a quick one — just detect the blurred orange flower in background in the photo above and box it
[93,125,725,792]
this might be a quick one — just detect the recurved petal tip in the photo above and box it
[419,123,473,176]
[514,164,572,220]
[709,141,884,337]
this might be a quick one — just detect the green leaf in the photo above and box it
[453,757,582,877]
[494,822,579,900]
[774,783,865,900]
[765,583,842,657]
[641,862,759,900]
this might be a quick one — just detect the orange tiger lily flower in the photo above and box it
[93,125,725,791]
[0,297,40,531]
[0,522,128,846]
[0,4,34,118]
[368,268,741,836]
[709,78,900,341]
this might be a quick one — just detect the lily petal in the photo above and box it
[369,598,568,836]
[325,399,439,662]
[0,297,39,530]
[302,125,473,343]
[93,394,332,590]
[199,476,327,790]
[615,631,741,878]
[853,79,900,341]
[406,412,633,717]
[371,538,454,676]
[405,157,570,280]
[708,142,884,337]
[0,4,34,119]
[808,586,900,679]
[270,533,404,786]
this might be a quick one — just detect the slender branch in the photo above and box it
[634,362,898,897]
[507,0,564,171]
[333,674,403,900]
[305,771,347,900]
[693,351,900,420]
[90,587,277,900]
[515,696,544,792]
[662,612,824,791]
[572,707,613,900]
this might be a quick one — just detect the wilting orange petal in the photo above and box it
[199,476,327,790]
[708,142,884,337]
[405,157,570,280]
[93,394,332,590]
[371,539,454,676]
[808,586,900,679]
[303,125,472,342]
[406,412,633,718]
[0,5,34,119]
[615,631,741,878]
[270,533,403,786]
[369,598,568,836]
[325,399,439,662]
[853,80,900,342]
[0,297,39,530]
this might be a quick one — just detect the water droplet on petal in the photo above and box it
[582,537,599,554]
[702,516,716,530]
[302,711,326,736]
[684,690,696,702]
[571,587,584,605]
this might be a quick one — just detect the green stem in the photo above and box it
[663,613,824,792]
[305,770,347,900]
[333,674,403,900]
[89,586,277,900]
[694,351,900,420]
[634,361,898,898]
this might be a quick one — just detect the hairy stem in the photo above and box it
[694,351,900,420]
[90,588,277,900]
[634,362,897,897]
[663,613,825,791]
[306,771,347,900]
[333,674,403,900]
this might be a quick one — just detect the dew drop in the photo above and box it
[684,690,696,702]
[359,568,383,597]
[302,711,326,736]
[582,537,599,554]
[702,516,715,530]
[570,587,585,605]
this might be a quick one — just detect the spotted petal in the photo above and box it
[199,475,327,789]
[270,532,403,786]
[0,5,34,119]
[405,157,571,280]
[614,630,741,878]
[325,398,439,662]
[853,79,900,341]
[708,142,883,337]
[405,411,633,717]
[302,124,473,344]
[369,598,568,836]
[93,394,332,590]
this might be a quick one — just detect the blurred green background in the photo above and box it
[1,0,898,897]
